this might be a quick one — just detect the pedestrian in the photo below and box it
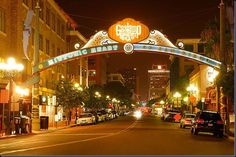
[9,119,15,135]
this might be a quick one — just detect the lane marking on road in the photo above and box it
[49,133,114,136]
[1,120,137,155]
[0,140,47,148]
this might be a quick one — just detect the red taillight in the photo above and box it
[216,120,224,124]
[196,119,204,124]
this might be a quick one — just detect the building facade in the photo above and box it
[88,55,107,86]
[107,73,125,85]
[0,0,88,133]
[148,64,169,100]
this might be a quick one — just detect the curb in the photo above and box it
[224,134,235,143]
[0,124,78,140]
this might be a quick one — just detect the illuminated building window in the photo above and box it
[158,65,162,69]
[39,0,44,20]
[46,39,50,55]
[31,0,36,9]
[0,8,5,33]
[57,48,60,56]
[46,7,50,26]
[61,24,65,39]
[39,34,43,51]
[51,43,55,56]
[56,18,60,36]
[51,13,56,31]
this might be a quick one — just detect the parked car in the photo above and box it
[97,112,106,122]
[107,111,115,120]
[98,110,109,121]
[180,113,196,128]
[191,111,224,137]
[76,113,96,125]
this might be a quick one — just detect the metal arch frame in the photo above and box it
[32,43,222,74]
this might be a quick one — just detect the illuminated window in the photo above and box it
[31,0,36,9]
[46,7,50,26]
[46,39,50,55]
[57,48,60,56]
[0,8,5,33]
[51,43,55,56]
[56,18,60,36]
[39,0,44,20]
[39,34,43,51]
[158,65,162,69]
[61,24,65,39]
[51,13,56,31]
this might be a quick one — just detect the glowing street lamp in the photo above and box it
[74,83,83,91]
[186,84,198,113]
[173,92,181,108]
[0,57,24,134]
[15,86,29,97]
[95,91,101,98]
[160,100,165,107]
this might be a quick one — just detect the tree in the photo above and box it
[201,18,233,65]
[146,98,159,107]
[104,82,132,108]
[216,69,234,103]
[83,84,107,110]
[55,79,88,122]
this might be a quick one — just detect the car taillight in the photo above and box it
[216,120,224,124]
[196,119,204,124]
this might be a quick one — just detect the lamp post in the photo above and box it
[173,92,181,108]
[15,86,29,116]
[0,57,24,134]
[201,98,205,111]
[160,100,165,108]
[186,84,198,113]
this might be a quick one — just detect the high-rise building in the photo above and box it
[107,73,125,85]
[148,65,170,100]
[88,55,107,86]
[118,68,137,93]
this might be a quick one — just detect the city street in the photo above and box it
[0,114,234,156]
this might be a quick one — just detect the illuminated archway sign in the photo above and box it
[32,18,221,75]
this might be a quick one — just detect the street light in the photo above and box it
[160,100,165,107]
[186,84,198,113]
[95,91,101,98]
[173,92,181,108]
[74,83,83,91]
[0,57,24,134]
[15,86,29,116]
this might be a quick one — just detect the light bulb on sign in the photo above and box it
[177,42,184,49]
[74,43,80,50]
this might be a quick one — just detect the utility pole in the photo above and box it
[31,2,40,131]
[219,0,230,135]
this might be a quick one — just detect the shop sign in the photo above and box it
[108,18,149,43]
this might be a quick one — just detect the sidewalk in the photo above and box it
[227,122,235,142]
[0,123,77,140]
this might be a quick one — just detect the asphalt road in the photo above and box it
[0,114,234,156]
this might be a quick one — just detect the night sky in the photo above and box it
[55,0,220,101]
